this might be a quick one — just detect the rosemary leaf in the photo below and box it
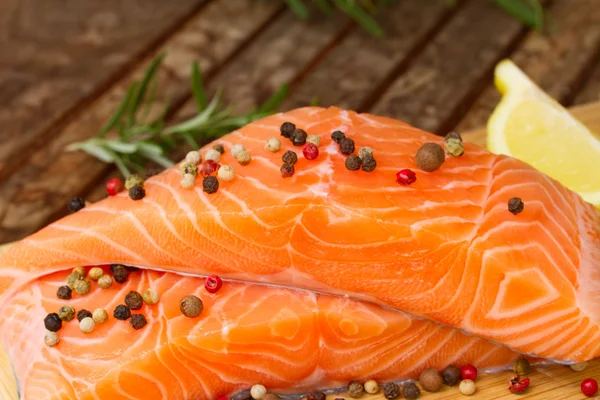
[494,0,544,31]
[97,83,137,137]
[332,0,383,37]
[67,140,115,163]
[191,61,208,111]
[285,0,309,19]
[128,54,166,126]
[104,140,139,154]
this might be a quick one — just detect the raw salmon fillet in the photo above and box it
[0,106,598,399]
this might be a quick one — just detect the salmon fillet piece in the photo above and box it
[0,106,598,398]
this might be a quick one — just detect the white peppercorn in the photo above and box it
[205,149,221,163]
[79,317,95,333]
[185,150,202,164]
[181,173,196,189]
[265,138,281,153]
[217,165,235,182]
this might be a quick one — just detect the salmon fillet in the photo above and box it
[0,106,598,399]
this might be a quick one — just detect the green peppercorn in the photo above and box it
[339,138,355,155]
[77,309,92,322]
[66,271,82,290]
[282,150,298,165]
[280,122,296,139]
[73,278,91,295]
[331,130,345,144]
[73,266,86,277]
[382,382,400,400]
[203,176,219,194]
[88,267,104,281]
[280,163,295,178]
[508,197,524,215]
[402,382,420,399]
[291,129,307,146]
[179,161,198,177]
[514,358,531,375]
[347,380,364,398]
[125,291,144,310]
[58,305,75,322]
[129,314,147,330]
[180,295,203,318]
[112,265,129,284]
[442,365,461,386]
[98,274,113,289]
[415,143,445,172]
[361,155,377,172]
[445,131,462,141]
[92,308,108,324]
[129,185,145,200]
[67,197,85,213]
[142,288,160,305]
[125,174,144,190]
[445,137,464,157]
[114,305,131,320]
[213,143,225,154]
[44,313,62,332]
[419,368,443,392]
[345,155,361,171]
[56,285,72,300]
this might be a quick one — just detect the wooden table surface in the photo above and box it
[0,0,599,246]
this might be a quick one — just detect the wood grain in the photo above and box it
[0,0,207,181]
[280,0,455,111]
[369,0,530,135]
[0,0,283,244]
[574,59,600,105]
[456,0,600,131]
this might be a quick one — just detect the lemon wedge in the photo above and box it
[488,59,600,206]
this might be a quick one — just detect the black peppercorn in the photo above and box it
[67,197,85,214]
[331,130,345,144]
[402,382,420,399]
[291,129,307,146]
[347,380,364,398]
[306,391,326,400]
[345,155,362,171]
[508,197,524,215]
[442,365,461,386]
[44,313,62,332]
[280,122,296,138]
[212,144,225,154]
[129,314,147,330]
[112,265,129,284]
[382,382,400,400]
[125,291,144,310]
[280,163,295,178]
[76,309,92,322]
[445,131,463,141]
[114,304,131,320]
[339,138,355,155]
[361,155,377,172]
[203,176,219,194]
[129,185,145,201]
[282,150,298,166]
[56,285,72,300]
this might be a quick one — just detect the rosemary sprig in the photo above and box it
[67,55,288,177]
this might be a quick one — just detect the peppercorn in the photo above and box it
[306,134,320,146]
[124,174,143,190]
[80,317,95,333]
[415,143,445,172]
[445,137,464,157]
[180,161,198,177]
[396,169,417,185]
[73,266,86,277]
[217,165,235,182]
[112,265,129,284]
[67,197,85,213]
[181,173,196,189]
[382,382,400,400]
[44,313,62,332]
[180,295,203,318]
[282,150,298,165]
[358,147,373,160]
[205,275,223,294]
[514,358,531,375]
[44,331,60,347]
[442,365,461,386]
[114,305,131,320]
[250,384,267,399]
[66,271,81,290]
[419,368,443,392]
[508,375,531,394]
[571,362,588,372]
[402,382,420,399]
[205,149,221,163]
[339,138,355,155]
[280,122,296,138]
[236,150,252,166]
[459,379,476,395]
[77,309,92,322]
[331,130,345,144]
[231,144,246,158]
[73,278,91,295]
[93,308,108,324]
[345,155,361,171]
[213,144,225,154]
[203,176,219,194]
[98,274,113,289]
[347,380,364,398]
[364,380,379,394]
[142,288,160,305]
[445,131,462,141]
[125,291,144,310]
[185,150,202,164]
[291,129,307,146]
[508,197,524,215]
[88,267,103,281]
[129,314,147,330]
[361,155,377,172]
[106,177,124,196]
[129,185,145,201]
[302,143,319,160]
[58,305,75,322]
[306,391,326,400]
[265,138,282,153]
[56,285,72,300]
[280,164,295,178]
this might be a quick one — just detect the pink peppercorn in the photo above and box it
[302,143,319,160]
[581,378,598,397]
[460,365,477,381]
[199,160,220,176]
[205,275,223,294]
[106,178,123,196]
[396,169,416,185]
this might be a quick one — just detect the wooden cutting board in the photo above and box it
[0,101,598,400]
